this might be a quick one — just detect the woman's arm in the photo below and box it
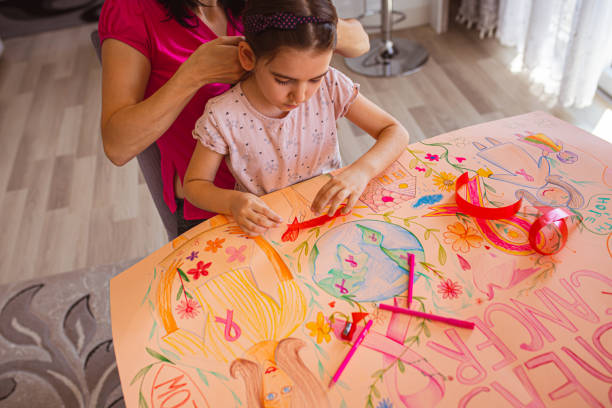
[311,94,410,215]
[335,18,370,58]
[100,36,245,166]
[184,143,282,235]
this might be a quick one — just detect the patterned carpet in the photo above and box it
[0,259,138,407]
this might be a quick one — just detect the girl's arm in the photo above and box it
[311,94,410,215]
[335,18,370,58]
[101,36,245,166]
[184,143,282,236]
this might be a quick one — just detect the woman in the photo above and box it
[99,0,369,234]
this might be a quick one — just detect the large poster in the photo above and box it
[111,111,612,407]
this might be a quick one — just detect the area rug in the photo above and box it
[0,258,139,408]
[0,0,104,38]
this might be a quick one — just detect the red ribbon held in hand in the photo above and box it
[281,207,348,242]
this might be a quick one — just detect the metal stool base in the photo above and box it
[345,38,429,77]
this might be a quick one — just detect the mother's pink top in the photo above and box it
[99,0,241,220]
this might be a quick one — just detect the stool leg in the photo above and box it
[382,0,394,55]
[345,0,429,77]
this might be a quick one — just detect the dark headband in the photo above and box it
[243,12,329,34]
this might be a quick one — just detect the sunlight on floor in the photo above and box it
[592,108,612,144]
[509,54,523,73]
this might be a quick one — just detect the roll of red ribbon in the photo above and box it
[455,172,522,220]
[528,207,571,255]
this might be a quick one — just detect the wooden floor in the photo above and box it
[0,21,610,285]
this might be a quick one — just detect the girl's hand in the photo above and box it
[178,36,246,89]
[229,193,283,236]
[311,167,370,216]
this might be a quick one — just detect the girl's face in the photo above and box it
[262,360,293,407]
[248,46,333,117]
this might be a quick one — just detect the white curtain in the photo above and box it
[497,0,612,108]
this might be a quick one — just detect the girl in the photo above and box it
[184,0,410,236]
[99,0,368,236]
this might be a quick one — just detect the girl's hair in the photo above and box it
[242,0,338,60]
[230,338,330,408]
[156,0,245,28]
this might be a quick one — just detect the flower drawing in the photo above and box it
[377,398,394,408]
[443,222,483,253]
[371,307,388,326]
[306,312,331,344]
[425,153,439,161]
[476,167,493,178]
[205,237,225,253]
[187,261,211,279]
[437,279,463,299]
[226,245,247,263]
[175,298,201,319]
[432,172,456,192]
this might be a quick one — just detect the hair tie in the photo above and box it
[244,12,329,34]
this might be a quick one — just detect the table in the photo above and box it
[110,111,612,407]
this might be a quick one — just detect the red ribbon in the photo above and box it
[528,207,571,255]
[455,172,522,220]
[455,172,571,255]
[281,207,348,242]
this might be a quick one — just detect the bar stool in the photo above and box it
[345,0,429,77]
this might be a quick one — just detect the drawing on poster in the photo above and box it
[111,113,612,408]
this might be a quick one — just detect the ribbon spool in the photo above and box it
[455,172,571,255]
[528,207,571,255]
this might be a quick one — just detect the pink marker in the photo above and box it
[406,253,415,308]
[328,319,373,388]
[378,303,474,330]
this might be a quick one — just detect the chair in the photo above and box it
[90,30,178,241]
[344,0,429,77]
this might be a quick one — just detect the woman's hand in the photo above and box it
[177,36,247,90]
[311,166,371,216]
[229,193,283,236]
[335,18,370,58]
